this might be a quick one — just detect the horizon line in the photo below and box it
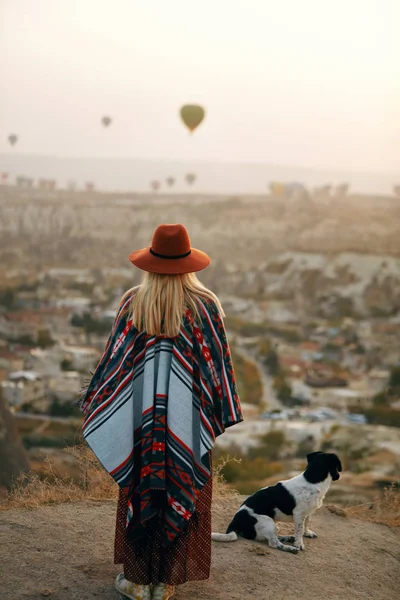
[0,151,397,178]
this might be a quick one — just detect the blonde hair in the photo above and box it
[127,272,224,337]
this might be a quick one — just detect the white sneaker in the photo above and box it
[115,573,152,600]
[151,583,176,600]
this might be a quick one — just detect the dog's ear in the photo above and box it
[335,454,343,472]
[306,451,324,464]
[327,453,342,480]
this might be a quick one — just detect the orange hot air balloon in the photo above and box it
[151,180,160,192]
[180,105,205,133]
[1,172,9,184]
[101,116,112,127]
[269,182,285,197]
[8,134,18,146]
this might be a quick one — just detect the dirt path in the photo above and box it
[0,497,399,600]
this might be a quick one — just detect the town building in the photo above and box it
[1,370,46,407]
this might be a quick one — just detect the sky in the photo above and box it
[1,0,399,172]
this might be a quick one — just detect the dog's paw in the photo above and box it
[277,543,299,554]
[294,541,305,551]
[304,530,318,539]
[278,535,295,544]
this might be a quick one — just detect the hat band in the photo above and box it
[150,248,192,260]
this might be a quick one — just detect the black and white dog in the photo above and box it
[212,451,342,554]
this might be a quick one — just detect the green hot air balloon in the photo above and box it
[180,104,205,133]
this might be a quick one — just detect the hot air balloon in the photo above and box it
[269,182,285,197]
[8,134,18,146]
[180,104,205,133]
[1,173,9,184]
[151,180,160,192]
[101,116,112,127]
[185,173,196,186]
[166,177,175,187]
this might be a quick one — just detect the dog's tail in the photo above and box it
[211,531,238,542]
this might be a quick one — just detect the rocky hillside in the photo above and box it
[0,497,399,600]
[1,190,399,316]
[1,190,399,269]
[222,251,400,317]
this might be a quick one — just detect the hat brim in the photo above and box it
[129,246,211,274]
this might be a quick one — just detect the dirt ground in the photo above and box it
[1,496,399,600]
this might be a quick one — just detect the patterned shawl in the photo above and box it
[79,291,242,546]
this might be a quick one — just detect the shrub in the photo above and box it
[49,398,82,418]
[347,484,400,527]
[2,445,236,509]
[3,446,117,509]
[37,329,55,348]
[365,407,400,428]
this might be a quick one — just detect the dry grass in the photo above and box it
[2,445,118,510]
[346,484,400,528]
[212,455,240,499]
[2,445,236,510]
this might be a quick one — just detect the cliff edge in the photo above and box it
[0,496,399,600]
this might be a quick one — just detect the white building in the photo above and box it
[1,370,46,407]
[61,345,100,371]
[318,387,375,411]
[290,378,375,411]
[49,371,81,402]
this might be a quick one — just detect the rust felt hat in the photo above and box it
[129,224,211,274]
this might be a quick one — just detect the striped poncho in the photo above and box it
[80,291,243,546]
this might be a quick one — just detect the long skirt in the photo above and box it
[114,475,212,585]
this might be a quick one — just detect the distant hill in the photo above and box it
[1,188,399,279]
[0,152,397,194]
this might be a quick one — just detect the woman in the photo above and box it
[80,224,243,600]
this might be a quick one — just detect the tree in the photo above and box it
[265,349,280,375]
[372,366,400,406]
[61,358,74,371]
[0,391,30,489]
[273,375,292,405]
[259,338,280,375]
[373,391,389,407]
[49,398,81,418]
[0,287,15,310]
[389,366,400,391]
[37,328,55,348]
